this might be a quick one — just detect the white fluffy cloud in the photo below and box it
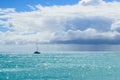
[0,0,120,44]
[79,0,104,5]
[0,8,15,14]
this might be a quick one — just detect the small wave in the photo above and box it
[0,68,30,72]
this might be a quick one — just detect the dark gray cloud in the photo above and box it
[64,17,112,32]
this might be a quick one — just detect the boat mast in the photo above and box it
[36,43,38,51]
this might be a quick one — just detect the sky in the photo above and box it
[0,0,120,52]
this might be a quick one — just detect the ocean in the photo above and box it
[0,52,120,80]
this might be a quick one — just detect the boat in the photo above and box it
[34,51,40,54]
[34,44,41,54]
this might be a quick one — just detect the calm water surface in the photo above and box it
[0,52,120,80]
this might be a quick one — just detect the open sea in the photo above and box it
[0,52,120,80]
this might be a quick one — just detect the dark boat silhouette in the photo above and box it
[34,44,40,54]
[34,51,40,54]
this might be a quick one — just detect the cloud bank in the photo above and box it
[0,0,120,44]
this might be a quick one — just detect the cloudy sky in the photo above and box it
[0,0,120,52]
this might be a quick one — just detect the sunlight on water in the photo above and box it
[0,52,120,80]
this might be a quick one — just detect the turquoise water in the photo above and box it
[0,52,120,80]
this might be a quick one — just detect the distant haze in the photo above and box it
[0,44,120,53]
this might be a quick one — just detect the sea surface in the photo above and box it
[0,52,120,80]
